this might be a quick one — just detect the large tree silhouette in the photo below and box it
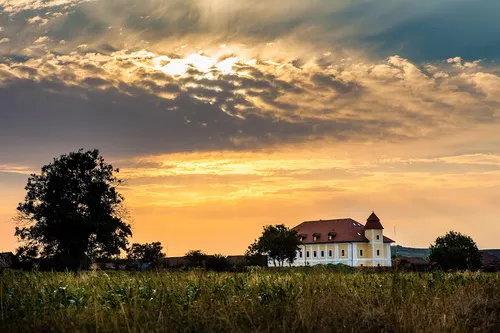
[15,149,132,270]
[430,231,481,271]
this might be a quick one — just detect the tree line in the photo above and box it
[11,149,483,271]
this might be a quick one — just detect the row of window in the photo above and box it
[309,234,382,242]
[298,249,381,258]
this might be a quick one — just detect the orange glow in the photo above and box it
[2,126,500,256]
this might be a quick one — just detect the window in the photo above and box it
[328,235,332,240]
[376,235,380,240]
[359,249,363,257]
[313,251,317,258]
[328,250,332,257]
[306,251,310,258]
[341,250,345,257]
[313,236,317,241]
[299,251,303,258]
[360,264,364,267]
[321,250,324,257]
[376,249,380,256]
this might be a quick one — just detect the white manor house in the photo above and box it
[269,212,395,267]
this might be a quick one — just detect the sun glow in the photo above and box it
[152,53,239,78]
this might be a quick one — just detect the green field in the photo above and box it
[1,269,499,333]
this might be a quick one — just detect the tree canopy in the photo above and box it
[15,149,132,270]
[184,250,208,268]
[429,231,481,271]
[247,224,300,267]
[127,242,166,269]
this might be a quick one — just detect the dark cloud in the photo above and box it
[0,75,395,164]
[311,73,357,94]
[2,0,500,63]
[1,0,500,167]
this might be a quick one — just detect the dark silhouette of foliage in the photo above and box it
[205,254,231,272]
[184,250,208,268]
[13,246,37,270]
[430,231,481,271]
[247,224,300,267]
[127,242,166,269]
[243,253,268,267]
[15,149,132,270]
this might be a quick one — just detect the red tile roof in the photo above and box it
[399,257,429,265]
[364,212,384,230]
[293,218,394,244]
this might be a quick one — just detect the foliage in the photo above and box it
[127,242,166,269]
[184,250,208,268]
[1,270,500,333]
[15,149,132,270]
[204,254,231,272]
[430,231,482,271]
[247,224,300,266]
[244,253,268,267]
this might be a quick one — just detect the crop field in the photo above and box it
[1,268,499,333]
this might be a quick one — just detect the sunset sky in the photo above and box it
[1,0,500,256]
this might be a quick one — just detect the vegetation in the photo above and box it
[15,149,131,270]
[1,269,499,333]
[430,231,482,271]
[391,245,431,259]
[127,242,166,268]
[181,251,235,271]
[184,250,208,268]
[247,224,300,266]
[204,254,232,272]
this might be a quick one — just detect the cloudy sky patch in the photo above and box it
[1,0,499,255]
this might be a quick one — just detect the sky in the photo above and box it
[1,0,500,256]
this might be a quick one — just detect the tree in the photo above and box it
[205,254,231,272]
[430,231,481,271]
[15,149,132,270]
[184,249,207,268]
[127,242,166,269]
[246,224,300,267]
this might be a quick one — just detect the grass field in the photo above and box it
[1,268,499,333]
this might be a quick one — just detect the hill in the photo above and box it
[392,246,500,260]
[391,245,430,259]
[484,249,500,259]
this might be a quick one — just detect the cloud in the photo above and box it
[2,0,499,63]
[0,0,90,13]
[0,164,35,175]
[1,0,500,165]
[26,16,49,26]
[384,153,500,167]
[34,36,50,44]
[2,0,500,256]
[1,46,500,165]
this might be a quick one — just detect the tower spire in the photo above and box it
[365,211,384,229]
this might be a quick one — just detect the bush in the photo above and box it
[205,254,231,272]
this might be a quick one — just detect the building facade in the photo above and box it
[269,212,394,267]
